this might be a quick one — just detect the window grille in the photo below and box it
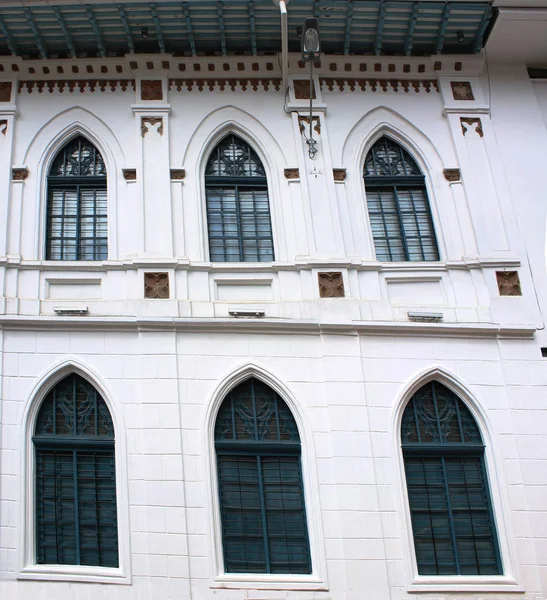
[46,136,107,261]
[214,378,311,574]
[401,382,501,576]
[205,135,274,262]
[33,374,118,568]
[364,137,439,261]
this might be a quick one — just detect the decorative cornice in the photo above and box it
[18,80,135,94]
[320,78,439,93]
[169,78,281,92]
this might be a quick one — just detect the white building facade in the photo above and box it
[0,1,547,599]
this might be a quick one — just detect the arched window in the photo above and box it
[33,374,118,567]
[214,378,311,574]
[364,137,439,261]
[401,381,501,576]
[205,134,274,262]
[46,136,107,260]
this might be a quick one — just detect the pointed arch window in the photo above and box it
[214,378,311,574]
[205,135,274,262]
[33,374,118,568]
[401,381,501,576]
[364,137,439,261]
[46,136,107,260]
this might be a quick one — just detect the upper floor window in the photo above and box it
[33,374,118,567]
[205,135,274,262]
[364,137,439,261]
[46,136,107,261]
[401,381,501,576]
[214,378,311,574]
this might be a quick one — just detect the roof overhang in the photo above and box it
[0,0,493,59]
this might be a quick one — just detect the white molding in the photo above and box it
[0,314,536,339]
[17,358,132,585]
[202,362,329,590]
[391,367,523,591]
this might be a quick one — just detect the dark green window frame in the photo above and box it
[46,136,107,261]
[401,382,502,576]
[33,374,118,568]
[214,378,311,574]
[364,137,439,262]
[205,135,274,262]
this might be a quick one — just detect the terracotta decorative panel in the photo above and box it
[496,271,522,296]
[12,168,28,180]
[333,169,347,181]
[461,117,483,138]
[144,272,170,299]
[141,117,163,137]
[0,82,12,102]
[293,79,316,100]
[451,81,474,101]
[284,168,299,180]
[122,169,136,181]
[141,80,163,101]
[318,272,345,298]
[170,169,185,180]
[443,168,461,182]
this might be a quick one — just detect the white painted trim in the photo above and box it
[181,106,289,262]
[202,361,328,590]
[17,357,131,584]
[391,367,522,591]
[21,107,125,262]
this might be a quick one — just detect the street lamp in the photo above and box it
[301,18,320,159]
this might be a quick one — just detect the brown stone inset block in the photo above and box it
[333,168,347,181]
[496,271,522,296]
[145,272,170,299]
[0,82,12,102]
[318,272,345,298]
[284,168,299,180]
[443,168,461,182]
[141,80,163,101]
[12,168,28,181]
[170,169,185,180]
[293,79,316,100]
[451,81,474,101]
[122,169,136,181]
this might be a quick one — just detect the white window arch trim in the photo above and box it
[341,108,453,263]
[361,129,444,264]
[181,107,289,263]
[22,112,123,262]
[203,362,328,590]
[18,358,131,584]
[392,367,523,593]
[199,126,282,264]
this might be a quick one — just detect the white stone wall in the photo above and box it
[0,51,546,600]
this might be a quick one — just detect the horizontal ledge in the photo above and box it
[0,257,522,272]
[0,316,536,339]
[18,566,130,585]
[409,576,523,593]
